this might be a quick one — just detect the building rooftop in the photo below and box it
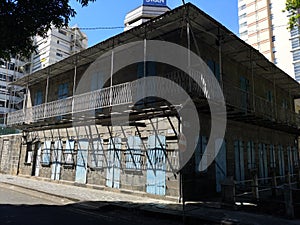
[11,3,300,98]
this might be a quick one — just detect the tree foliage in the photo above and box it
[285,0,300,29]
[0,0,95,60]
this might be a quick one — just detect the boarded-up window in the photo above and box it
[125,136,142,170]
[64,140,75,165]
[89,139,104,169]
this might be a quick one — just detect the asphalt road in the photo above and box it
[0,185,185,225]
[0,185,142,225]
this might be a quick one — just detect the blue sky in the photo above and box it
[70,0,239,47]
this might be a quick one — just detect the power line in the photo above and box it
[78,26,125,30]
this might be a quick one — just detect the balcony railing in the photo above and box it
[6,71,300,130]
[7,82,133,126]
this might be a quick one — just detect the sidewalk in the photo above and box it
[0,174,299,225]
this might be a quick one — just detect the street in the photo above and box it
[0,184,185,225]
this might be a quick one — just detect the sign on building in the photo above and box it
[143,0,167,7]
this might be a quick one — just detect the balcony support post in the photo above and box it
[251,50,255,112]
[273,71,277,120]
[44,68,50,119]
[72,56,78,114]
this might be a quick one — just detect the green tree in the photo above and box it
[0,0,95,60]
[286,0,300,29]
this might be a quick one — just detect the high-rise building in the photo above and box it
[124,0,170,31]
[238,0,297,80]
[0,57,28,130]
[31,26,88,73]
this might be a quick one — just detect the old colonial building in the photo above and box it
[3,4,300,202]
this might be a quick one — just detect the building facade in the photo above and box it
[0,57,28,132]
[238,0,299,81]
[3,4,300,202]
[124,0,170,30]
[31,26,88,73]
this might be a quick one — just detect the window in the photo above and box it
[234,140,245,181]
[247,141,256,170]
[0,100,5,107]
[41,141,51,166]
[287,146,294,174]
[278,145,285,179]
[64,140,75,166]
[195,136,208,173]
[25,143,34,164]
[295,63,300,81]
[266,90,273,102]
[207,60,220,81]
[272,36,276,42]
[34,90,43,105]
[270,14,274,20]
[293,50,300,61]
[240,31,248,37]
[239,13,247,20]
[58,29,67,35]
[240,22,247,28]
[270,145,276,168]
[125,136,142,170]
[274,58,278,64]
[58,83,68,99]
[258,143,268,182]
[291,27,299,37]
[293,146,299,167]
[282,99,288,109]
[89,139,104,169]
[57,40,60,44]
[56,52,63,57]
[291,38,300,49]
[272,47,276,54]
[239,4,246,11]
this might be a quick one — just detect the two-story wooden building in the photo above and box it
[5,3,300,201]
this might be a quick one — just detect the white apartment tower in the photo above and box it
[31,26,88,73]
[124,0,170,31]
[238,0,298,80]
[0,57,28,129]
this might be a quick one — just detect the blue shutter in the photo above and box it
[247,141,255,170]
[126,136,142,170]
[42,141,51,165]
[58,83,68,100]
[65,140,75,165]
[234,140,244,181]
[34,90,43,105]
[278,145,285,178]
[146,135,166,196]
[215,138,226,192]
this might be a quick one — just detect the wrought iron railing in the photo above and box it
[6,71,300,129]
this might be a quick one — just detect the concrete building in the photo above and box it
[0,57,28,131]
[31,26,88,73]
[124,0,170,31]
[3,3,300,205]
[238,0,298,81]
